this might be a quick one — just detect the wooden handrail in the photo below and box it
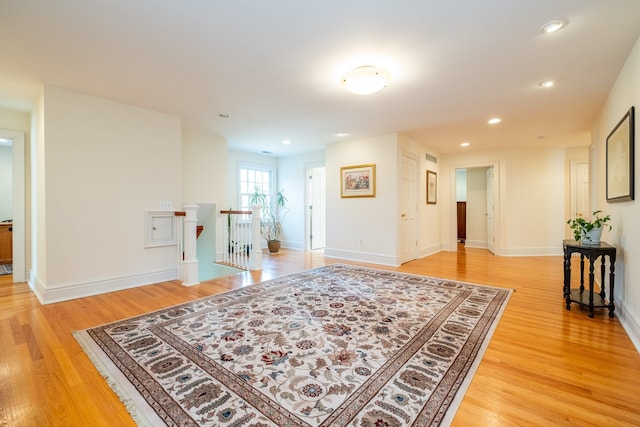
[174,211,186,217]
[220,210,252,215]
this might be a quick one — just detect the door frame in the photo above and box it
[449,160,501,254]
[0,129,26,283]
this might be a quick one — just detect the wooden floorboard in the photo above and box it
[1,247,639,426]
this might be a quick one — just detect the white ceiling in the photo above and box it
[1,0,640,156]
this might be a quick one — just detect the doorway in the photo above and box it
[451,162,500,254]
[0,129,25,283]
[306,164,326,250]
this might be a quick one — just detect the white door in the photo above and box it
[400,155,418,263]
[307,166,326,250]
[486,166,495,254]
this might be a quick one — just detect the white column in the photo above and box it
[182,204,200,286]
[250,205,262,270]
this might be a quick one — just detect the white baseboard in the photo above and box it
[498,247,564,256]
[282,240,305,250]
[464,240,488,249]
[419,244,444,258]
[324,248,399,267]
[616,301,640,353]
[29,268,179,304]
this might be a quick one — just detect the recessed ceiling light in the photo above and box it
[488,117,502,125]
[460,142,470,147]
[335,132,349,137]
[218,113,230,118]
[542,20,567,33]
[282,140,291,145]
[538,80,555,88]
[341,65,391,95]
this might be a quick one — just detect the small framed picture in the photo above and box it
[606,107,634,202]
[426,170,437,204]
[341,164,376,198]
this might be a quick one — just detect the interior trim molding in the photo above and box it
[30,268,179,304]
[323,248,399,267]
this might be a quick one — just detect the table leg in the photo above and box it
[579,254,585,292]
[588,258,595,318]
[564,248,571,309]
[609,254,616,318]
[600,257,606,301]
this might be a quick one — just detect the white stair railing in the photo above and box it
[220,206,262,270]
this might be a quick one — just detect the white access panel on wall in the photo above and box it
[145,211,176,247]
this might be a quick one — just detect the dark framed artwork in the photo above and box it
[606,106,634,202]
[340,164,376,198]
[426,170,437,204]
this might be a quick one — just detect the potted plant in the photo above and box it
[567,210,612,244]
[249,187,288,253]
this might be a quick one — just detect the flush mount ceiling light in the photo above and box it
[341,66,391,95]
[539,80,555,88]
[488,117,502,125]
[460,142,470,147]
[542,19,567,33]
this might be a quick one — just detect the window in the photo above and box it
[239,165,273,211]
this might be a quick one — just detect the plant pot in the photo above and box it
[582,227,603,244]
[267,240,281,253]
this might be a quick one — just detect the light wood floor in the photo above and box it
[1,248,639,426]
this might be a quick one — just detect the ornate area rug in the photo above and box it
[74,264,511,426]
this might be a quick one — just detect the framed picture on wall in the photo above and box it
[340,164,376,198]
[426,170,437,204]
[606,106,635,202]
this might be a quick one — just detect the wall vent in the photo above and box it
[425,153,438,163]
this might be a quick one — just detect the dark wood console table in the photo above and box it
[563,239,616,318]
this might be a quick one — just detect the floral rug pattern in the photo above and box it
[75,264,511,426]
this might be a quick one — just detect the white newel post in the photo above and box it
[250,205,262,270]
[182,204,200,286]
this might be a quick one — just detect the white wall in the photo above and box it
[439,147,570,256]
[325,134,399,266]
[182,125,228,258]
[398,134,441,258]
[33,86,182,303]
[456,169,467,201]
[182,125,228,206]
[503,148,566,254]
[591,35,640,349]
[278,150,325,250]
[0,108,30,132]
